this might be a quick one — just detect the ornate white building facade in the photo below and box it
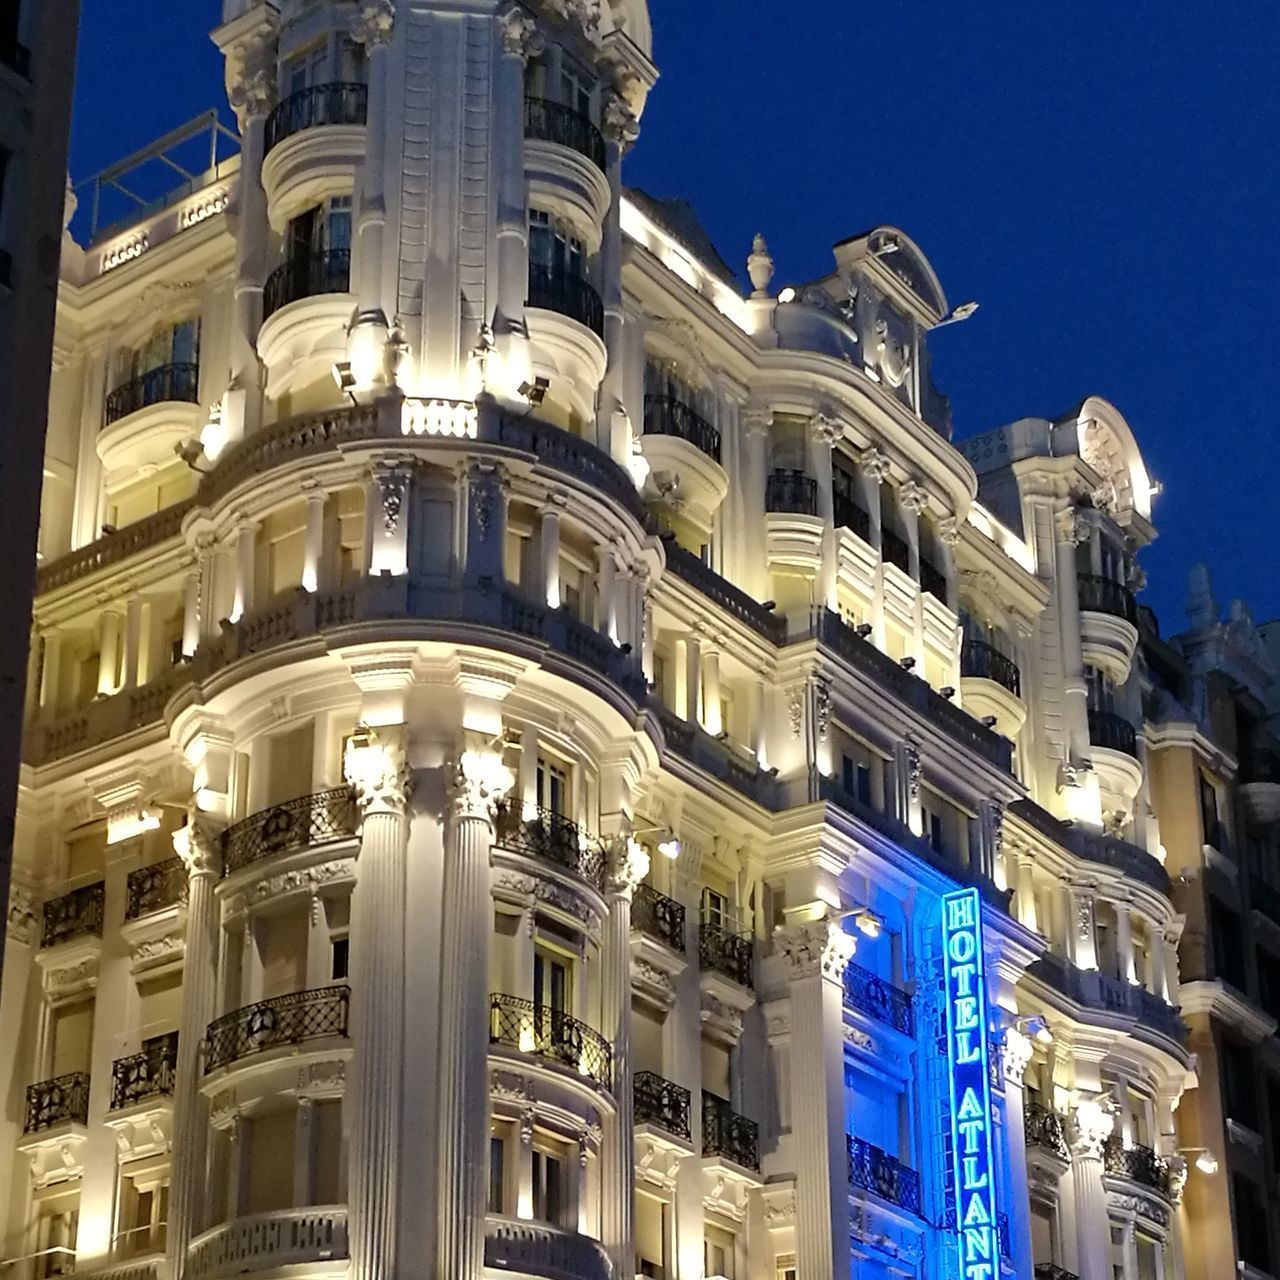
[0,4,1226,1280]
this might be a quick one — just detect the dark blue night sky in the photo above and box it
[69,0,1280,634]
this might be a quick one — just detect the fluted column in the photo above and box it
[343,726,411,1280]
[96,606,123,695]
[540,499,564,608]
[1070,1100,1114,1280]
[1001,1029,1036,1280]
[899,480,929,667]
[743,411,770,600]
[1114,901,1135,983]
[230,520,258,623]
[701,647,722,735]
[166,812,224,1280]
[350,3,395,314]
[600,839,650,1280]
[776,920,857,1280]
[301,486,327,594]
[437,749,514,1280]
[860,448,890,648]
[39,629,62,710]
[181,568,201,658]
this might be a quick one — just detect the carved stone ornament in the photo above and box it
[377,468,410,537]
[902,742,922,802]
[809,412,844,448]
[350,0,395,46]
[1070,1097,1115,1162]
[937,515,962,547]
[872,317,912,389]
[491,1071,533,1103]
[228,70,276,124]
[774,918,857,982]
[787,686,804,740]
[632,957,674,999]
[606,837,650,899]
[6,886,37,946]
[743,409,772,438]
[46,958,97,992]
[133,932,185,968]
[250,860,356,904]
[859,446,892,483]
[814,681,831,744]
[1075,891,1095,943]
[499,7,543,59]
[471,464,505,544]
[898,480,930,516]
[1165,1155,1188,1205]
[700,994,744,1040]
[173,807,224,879]
[1055,505,1091,547]
[1001,1026,1033,1088]
[602,92,640,150]
[345,734,411,817]
[448,750,515,825]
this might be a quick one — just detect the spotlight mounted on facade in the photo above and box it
[1015,1014,1053,1046]
[174,438,212,473]
[1179,1148,1219,1175]
[777,287,796,304]
[331,361,359,405]
[518,376,550,406]
[981,715,998,729]
[940,686,956,699]
[899,656,916,670]
[632,825,681,860]
[850,906,882,939]
[855,623,873,639]
[933,301,980,329]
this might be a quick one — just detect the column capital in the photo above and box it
[6,884,38,946]
[808,412,844,448]
[1001,1026,1034,1088]
[1166,1154,1188,1204]
[350,0,396,47]
[228,70,276,127]
[602,92,640,151]
[498,5,544,60]
[859,445,892,483]
[743,409,772,438]
[898,479,930,516]
[774,917,856,982]
[605,837,649,899]
[343,724,412,816]
[1055,504,1091,546]
[1069,1096,1114,1161]
[447,748,514,825]
[937,515,962,547]
[173,808,224,879]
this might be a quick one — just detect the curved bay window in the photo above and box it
[643,358,720,462]
[264,197,352,319]
[105,318,201,425]
[527,209,602,336]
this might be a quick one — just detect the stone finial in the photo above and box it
[747,234,774,297]
[63,175,78,234]
[1185,562,1218,631]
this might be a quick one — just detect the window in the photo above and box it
[1135,1234,1161,1280]
[560,64,593,117]
[33,1187,78,1280]
[635,1191,668,1279]
[1211,901,1247,991]
[1084,665,1116,714]
[1234,1173,1270,1272]
[488,1134,506,1214]
[330,935,349,981]
[536,758,569,816]
[531,1147,565,1225]
[119,318,201,386]
[1200,773,1224,851]
[704,1223,736,1280]
[286,197,351,263]
[1223,1037,1259,1130]
[702,887,731,932]
[528,209,585,279]
[283,43,327,96]
[115,1164,168,1258]
[775,1256,797,1280]
[841,753,872,807]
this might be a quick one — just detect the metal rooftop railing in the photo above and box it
[72,110,241,245]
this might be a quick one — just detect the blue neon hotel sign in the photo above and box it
[942,888,999,1280]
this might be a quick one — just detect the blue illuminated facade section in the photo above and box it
[941,888,1000,1280]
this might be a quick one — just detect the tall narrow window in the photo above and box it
[531,1147,564,1225]
[560,64,592,117]
[488,1135,505,1214]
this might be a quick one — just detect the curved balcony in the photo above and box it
[662,541,784,644]
[1242,750,1280,825]
[1077,573,1139,681]
[634,1071,691,1139]
[524,97,606,171]
[263,249,351,321]
[1028,953,1185,1046]
[961,639,1021,697]
[488,993,612,1090]
[25,1073,90,1134]
[1088,708,1138,759]
[265,83,368,155]
[698,921,753,988]
[1077,573,1137,624]
[633,885,685,952]
[833,491,870,543]
[104,362,200,427]
[842,961,913,1036]
[484,1217,609,1280]
[765,469,818,516]
[222,788,359,877]
[702,1091,759,1172]
[204,985,350,1074]
[847,1134,922,1217]
[640,396,727,535]
[527,263,604,338]
[1103,1135,1172,1199]
[961,638,1026,739]
[110,1032,178,1111]
[187,1208,348,1280]
[125,857,187,921]
[492,800,605,892]
[643,395,721,462]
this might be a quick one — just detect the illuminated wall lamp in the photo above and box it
[518,376,549,406]
[1015,1014,1053,1046]
[332,362,358,405]
[851,907,882,939]
[1180,1147,1219,1175]
[633,825,681,860]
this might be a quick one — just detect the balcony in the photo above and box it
[125,857,187,921]
[104,362,200,427]
[187,1208,348,1280]
[1035,1268,1079,1280]
[41,882,105,949]
[662,541,785,645]
[110,1032,179,1111]
[643,395,721,463]
[1242,750,1280,825]
[1028,953,1185,1045]
[527,263,604,338]
[698,921,753,988]
[492,801,605,892]
[1103,1135,1172,1199]
[833,491,870,543]
[483,1217,610,1280]
[633,885,685,952]
[842,961,913,1036]
[1077,573,1139,682]
[702,1092,759,1171]
[1025,1102,1070,1161]
[263,248,351,321]
[847,1134,922,1217]
[264,83,368,154]
[634,1071,691,1140]
[488,993,612,1090]
[204,985,350,1073]
[24,1072,90,1134]
[1088,708,1138,759]
[765,469,818,516]
[1077,573,1138,625]
[524,96,606,171]
[222,788,359,877]
[960,638,1025,739]
[961,639,1021,697]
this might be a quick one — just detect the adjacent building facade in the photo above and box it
[1,4,1273,1280]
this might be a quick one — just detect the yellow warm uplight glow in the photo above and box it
[967,501,1035,574]
[401,397,479,439]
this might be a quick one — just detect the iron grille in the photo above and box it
[222,788,358,875]
[492,800,606,891]
[634,1071,691,1139]
[110,1031,179,1110]
[41,881,105,948]
[1103,1135,1172,1197]
[846,1134,922,1216]
[524,96,606,170]
[633,885,685,952]
[643,395,721,463]
[24,1072,90,1133]
[702,1092,759,1171]
[842,961,913,1036]
[1035,1267,1079,1280]
[265,82,368,153]
[961,639,1022,697]
[204,985,350,1073]
[488,993,612,1090]
[263,248,352,320]
[1077,573,1138,624]
[104,361,200,425]
[1087,709,1139,759]
[1025,1102,1070,1160]
[125,857,188,921]
[765,469,817,515]
[698,921,753,988]
[527,263,604,338]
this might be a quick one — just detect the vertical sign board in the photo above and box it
[942,888,999,1280]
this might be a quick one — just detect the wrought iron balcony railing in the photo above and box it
[698,921,753,988]
[632,884,685,952]
[961,638,1022,697]
[110,1031,179,1111]
[1103,1135,1172,1197]
[492,800,606,891]
[25,1072,91,1133]
[832,491,870,542]
[523,95,606,171]
[263,248,352,320]
[489,993,612,1090]
[41,881,105,948]
[1035,1267,1079,1280]
[847,1134,922,1216]
[527,263,604,338]
[1024,1102,1070,1161]
[702,1092,759,1171]
[842,961,914,1036]
[265,82,368,153]
[1077,573,1138,625]
[222,787,359,876]
[643,395,721,463]
[104,361,200,426]
[125,856,188,921]
[661,540,786,644]
[634,1071,691,1140]
[1088,708,1139,760]
[204,985,350,1073]
[765,469,818,516]
[880,526,911,574]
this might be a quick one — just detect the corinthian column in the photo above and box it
[775,919,857,1280]
[600,838,650,1280]
[166,811,224,1280]
[1070,1098,1115,1280]
[343,726,412,1280]
[437,749,514,1280]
